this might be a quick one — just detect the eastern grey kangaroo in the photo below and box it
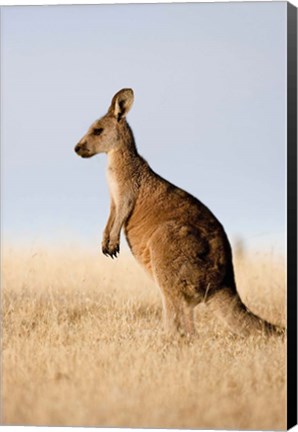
[75,88,281,337]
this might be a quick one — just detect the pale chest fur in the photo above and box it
[106,166,120,206]
[107,151,138,206]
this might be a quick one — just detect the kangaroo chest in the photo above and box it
[106,162,135,209]
[106,167,120,205]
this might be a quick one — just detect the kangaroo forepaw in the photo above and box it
[102,240,120,259]
[109,242,120,259]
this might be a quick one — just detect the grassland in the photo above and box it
[1,245,286,429]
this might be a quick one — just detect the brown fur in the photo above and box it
[75,88,282,337]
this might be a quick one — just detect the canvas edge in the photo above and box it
[287,1,297,430]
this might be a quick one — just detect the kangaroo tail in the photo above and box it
[207,286,284,337]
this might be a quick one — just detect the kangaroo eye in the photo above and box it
[93,128,103,136]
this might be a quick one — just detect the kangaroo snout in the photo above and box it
[75,141,92,158]
[75,141,86,153]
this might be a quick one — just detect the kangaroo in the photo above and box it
[75,88,281,337]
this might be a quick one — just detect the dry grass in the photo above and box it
[1,245,286,429]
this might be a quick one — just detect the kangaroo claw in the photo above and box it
[101,239,120,259]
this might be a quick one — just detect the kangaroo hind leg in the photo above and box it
[148,223,207,337]
[160,291,196,337]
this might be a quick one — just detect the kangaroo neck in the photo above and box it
[108,146,139,169]
[107,123,144,177]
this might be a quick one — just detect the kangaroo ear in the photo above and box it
[109,88,134,121]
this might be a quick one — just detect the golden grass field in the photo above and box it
[2,244,286,429]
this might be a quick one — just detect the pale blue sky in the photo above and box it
[1,2,287,252]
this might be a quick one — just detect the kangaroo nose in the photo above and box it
[75,142,86,153]
[75,143,82,153]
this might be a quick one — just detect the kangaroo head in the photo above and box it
[75,88,134,158]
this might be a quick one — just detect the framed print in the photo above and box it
[1,2,297,430]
